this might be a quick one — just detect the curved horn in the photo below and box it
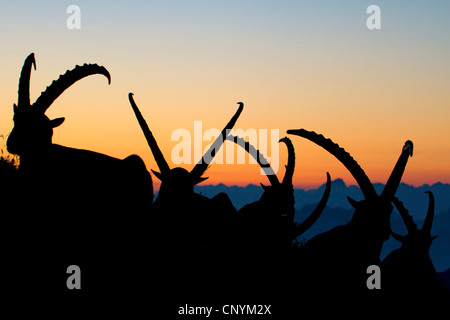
[34,63,111,113]
[296,172,332,236]
[279,137,295,185]
[128,93,170,175]
[226,133,280,186]
[287,129,377,200]
[190,102,244,181]
[380,140,413,200]
[422,191,435,234]
[392,196,417,233]
[17,53,36,109]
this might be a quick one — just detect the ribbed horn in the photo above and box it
[287,129,377,200]
[128,93,170,175]
[296,172,331,236]
[34,63,111,113]
[17,53,36,108]
[226,133,280,186]
[190,102,244,181]
[422,191,435,234]
[381,140,413,200]
[392,197,416,233]
[280,137,295,185]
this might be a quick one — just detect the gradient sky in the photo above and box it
[0,1,449,190]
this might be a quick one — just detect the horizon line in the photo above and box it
[194,179,450,191]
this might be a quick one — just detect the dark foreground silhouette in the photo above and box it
[2,54,449,315]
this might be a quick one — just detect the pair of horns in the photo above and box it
[287,129,413,202]
[225,134,295,187]
[129,93,243,183]
[391,192,436,242]
[227,133,332,232]
[16,53,110,113]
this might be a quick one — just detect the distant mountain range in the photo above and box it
[195,180,450,272]
[195,180,450,218]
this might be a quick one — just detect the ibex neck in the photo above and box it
[17,144,56,171]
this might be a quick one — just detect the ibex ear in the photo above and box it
[391,232,406,243]
[347,196,359,208]
[260,183,270,192]
[50,117,65,128]
[151,170,164,181]
[13,104,18,113]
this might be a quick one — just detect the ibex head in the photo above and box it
[287,129,413,242]
[129,93,243,198]
[392,192,437,253]
[227,134,297,218]
[227,134,331,243]
[7,53,111,156]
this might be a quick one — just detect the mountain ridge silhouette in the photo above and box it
[195,180,450,215]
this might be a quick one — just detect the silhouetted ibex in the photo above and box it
[227,134,331,249]
[129,94,242,251]
[128,93,244,292]
[6,54,153,292]
[382,192,438,294]
[287,129,413,294]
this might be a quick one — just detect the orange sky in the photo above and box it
[0,1,449,190]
